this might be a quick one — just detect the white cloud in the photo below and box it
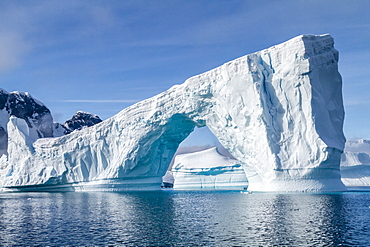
[344,99,370,107]
[60,99,139,103]
[0,32,31,73]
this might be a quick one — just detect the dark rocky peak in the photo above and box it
[0,88,103,156]
[7,91,53,138]
[7,91,51,123]
[0,89,54,156]
[62,111,102,134]
[0,89,53,137]
[0,126,7,156]
[0,89,9,110]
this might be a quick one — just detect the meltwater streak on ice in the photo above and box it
[0,34,346,192]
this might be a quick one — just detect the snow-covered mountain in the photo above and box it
[0,34,346,192]
[0,89,102,160]
[53,111,102,137]
[0,89,54,156]
[63,111,102,134]
[171,147,248,189]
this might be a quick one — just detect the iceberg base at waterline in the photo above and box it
[3,177,163,192]
[244,165,347,192]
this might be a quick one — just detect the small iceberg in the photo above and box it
[170,147,248,190]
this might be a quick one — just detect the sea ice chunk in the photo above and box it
[171,147,248,189]
[341,139,370,189]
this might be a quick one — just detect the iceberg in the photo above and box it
[171,147,248,189]
[161,171,174,188]
[0,34,346,192]
[341,139,370,190]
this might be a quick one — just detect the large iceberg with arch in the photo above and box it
[0,34,346,192]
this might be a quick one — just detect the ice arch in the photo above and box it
[1,34,346,192]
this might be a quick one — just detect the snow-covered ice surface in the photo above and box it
[341,139,370,190]
[171,147,248,189]
[0,34,346,192]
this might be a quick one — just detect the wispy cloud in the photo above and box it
[344,99,370,107]
[60,99,140,103]
[0,32,31,73]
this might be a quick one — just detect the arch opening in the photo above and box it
[123,113,198,178]
[160,126,248,190]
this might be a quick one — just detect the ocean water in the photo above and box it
[1,191,370,246]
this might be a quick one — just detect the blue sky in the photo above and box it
[0,1,369,143]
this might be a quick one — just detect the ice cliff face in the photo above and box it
[0,34,346,192]
[172,147,248,189]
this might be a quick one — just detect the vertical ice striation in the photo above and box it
[0,34,346,192]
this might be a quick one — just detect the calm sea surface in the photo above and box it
[1,190,370,246]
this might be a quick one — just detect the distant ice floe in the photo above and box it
[170,147,248,190]
[341,139,370,190]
